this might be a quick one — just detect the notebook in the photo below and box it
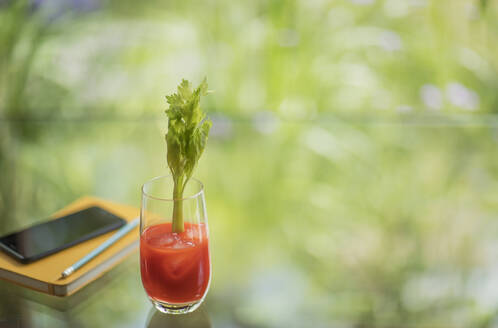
[0,196,140,297]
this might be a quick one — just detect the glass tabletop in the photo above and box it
[1,119,497,327]
[1,0,497,325]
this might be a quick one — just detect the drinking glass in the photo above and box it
[140,175,211,314]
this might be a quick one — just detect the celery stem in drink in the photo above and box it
[165,78,211,233]
[172,179,184,233]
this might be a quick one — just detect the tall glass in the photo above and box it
[140,175,211,314]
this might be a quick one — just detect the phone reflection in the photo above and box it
[145,306,211,328]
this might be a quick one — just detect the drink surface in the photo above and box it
[140,222,210,304]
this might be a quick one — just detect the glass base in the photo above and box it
[150,297,204,314]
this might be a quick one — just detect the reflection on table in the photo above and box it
[145,306,211,328]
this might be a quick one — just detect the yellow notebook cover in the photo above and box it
[0,196,139,297]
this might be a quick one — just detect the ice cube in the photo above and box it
[184,229,194,240]
[172,239,195,249]
[149,234,176,247]
[160,235,176,246]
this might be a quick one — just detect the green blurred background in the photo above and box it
[1,0,498,327]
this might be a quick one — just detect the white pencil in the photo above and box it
[59,218,139,279]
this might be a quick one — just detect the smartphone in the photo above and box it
[0,206,126,264]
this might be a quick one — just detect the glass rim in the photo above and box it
[141,175,204,201]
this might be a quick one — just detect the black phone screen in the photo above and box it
[0,206,126,263]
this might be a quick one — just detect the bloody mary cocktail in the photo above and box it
[140,222,210,304]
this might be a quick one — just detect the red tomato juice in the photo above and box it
[140,222,210,304]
